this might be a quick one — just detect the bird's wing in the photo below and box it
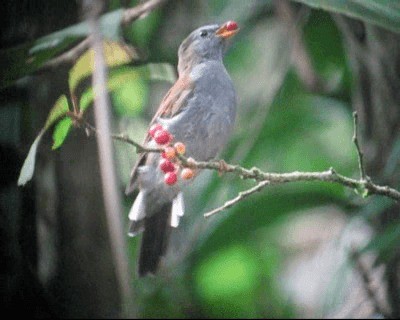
[125,73,194,195]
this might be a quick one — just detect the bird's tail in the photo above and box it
[138,202,172,276]
[128,192,184,276]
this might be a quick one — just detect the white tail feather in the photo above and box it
[128,191,146,221]
[170,193,184,228]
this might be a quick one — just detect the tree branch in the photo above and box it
[350,249,390,318]
[122,0,168,27]
[77,123,400,217]
[203,180,270,218]
[38,0,168,72]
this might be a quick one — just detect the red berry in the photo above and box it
[149,124,163,138]
[164,172,177,185]
[163,146,176,160]
[159,159,175,173]
[174,142,186,155]
[181,168,195,180]
[154,129,172,145]
[225,21,238,31]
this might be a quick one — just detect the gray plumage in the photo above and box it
[126,22,238,276]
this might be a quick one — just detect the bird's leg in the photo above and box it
[218,159,229,176]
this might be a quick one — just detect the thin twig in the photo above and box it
[86,0,132,315]
[350,249,390,318]
[122,0,168,27]
[38,37,92,73]
[82,120,161,153]
[203,180,270,218]
[353,111,367,180]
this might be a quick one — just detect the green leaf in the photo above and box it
[30,9,124,55]
[1,9,123,89]
[44,95,70,129]
[52,117,73,150]
[18,95,69,186]
[138,63,176,84]
[292,0,400,33]
[78,63,176,116]
[69,39,135,94]
[17,130,45,186]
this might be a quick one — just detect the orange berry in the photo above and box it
[162,146,176,160]
[181,168,195,180]
[174,142,186,155]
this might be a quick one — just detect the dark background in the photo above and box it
[1,0,400,318]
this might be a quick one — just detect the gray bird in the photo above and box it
[126,21,239,276]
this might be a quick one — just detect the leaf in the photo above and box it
[292,0,400,33]
[30,9,124,55]
[1,9,124,89]
[52,117,73,150]
[78,63,176,116]
[44,95,70,129]
[17,130,45,186]
[139,63,177,84]
[69,39,135,94]
[17,95,70,186]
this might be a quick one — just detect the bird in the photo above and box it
[126,21,239,276]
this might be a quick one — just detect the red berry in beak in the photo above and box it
[225,21,238,31]
[164,172,177,185]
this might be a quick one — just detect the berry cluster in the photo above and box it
[149,124,195,186]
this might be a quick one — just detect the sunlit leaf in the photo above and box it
[111,76,148,117]
[52,117,73,150]
[138,63,176,84]
[78,63,176,116]
[44,95,70,129]
[69,40,135,94]
[17,130,45,186]
[292,0,400,33]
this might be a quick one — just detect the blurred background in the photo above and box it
[1,0,400,318]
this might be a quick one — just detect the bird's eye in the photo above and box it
[200,30,208,38]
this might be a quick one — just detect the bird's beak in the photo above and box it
[216,21,239,39]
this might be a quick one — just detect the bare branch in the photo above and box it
[38,37,92,73]
[83,120,161,153]
[36,0,168,72]
[350,249,390,318]
[83,131,400,204]
[204,180,270,218]
[75,118,400,218]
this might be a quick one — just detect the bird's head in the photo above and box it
[178,21,239,74]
